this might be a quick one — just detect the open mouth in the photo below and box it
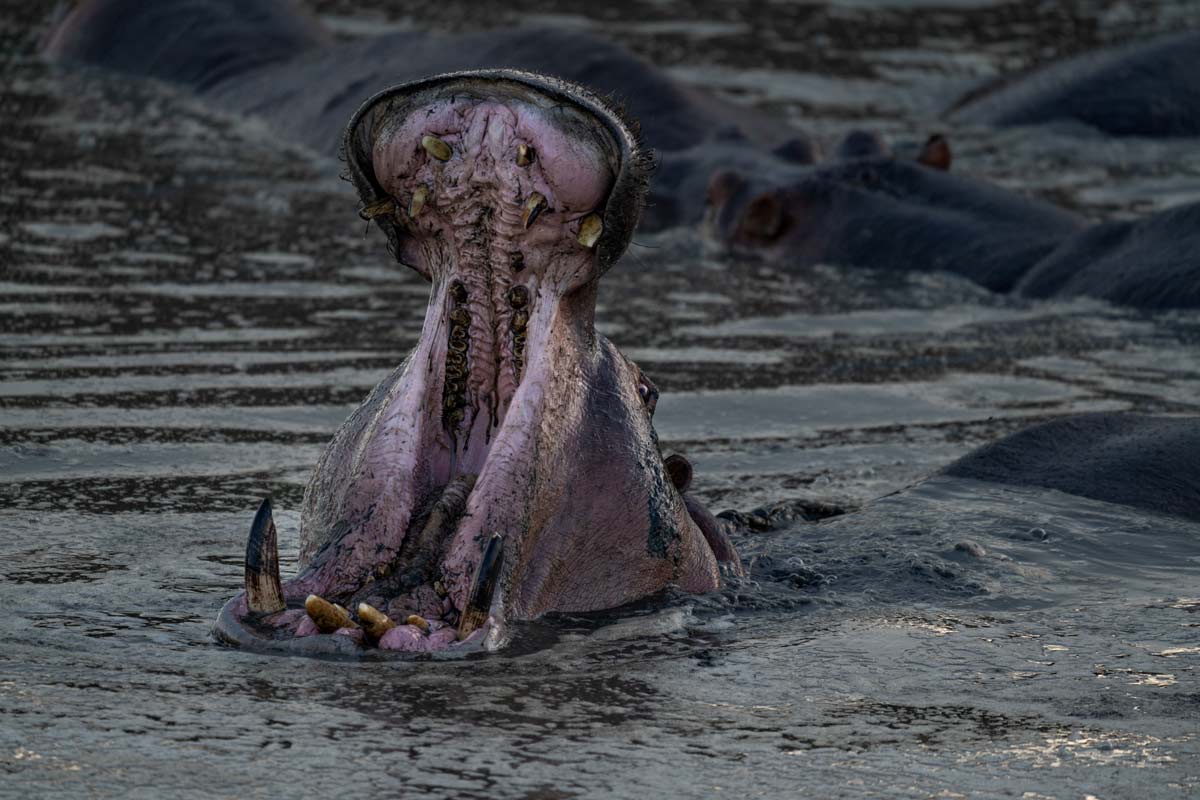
[213,70,727,655]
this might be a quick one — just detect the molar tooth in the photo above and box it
[521,192,548,229]
[357,602,396,640]
[305,594,357,634]
[578,213,603,248]
[516,144,534,166]
[405,614,431,633]
[244,498,285,614]
[409,185,429,217]
[458,533,504,640]
[421,134,452,161]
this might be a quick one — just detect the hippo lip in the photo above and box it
[212,70,703,655]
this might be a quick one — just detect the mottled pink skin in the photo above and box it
[216,77,733,654]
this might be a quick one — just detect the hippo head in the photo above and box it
[214,70,741,655]
[704,132,1085,292]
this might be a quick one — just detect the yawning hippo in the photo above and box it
[213,70,743,654]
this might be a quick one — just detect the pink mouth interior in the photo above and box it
[220,81,620,654]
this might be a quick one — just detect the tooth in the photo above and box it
[409,185,429,217]
[521,192,548,229]
[577,213,603,248]
[516,144,534,166]
[421,134,452,161]
[458,533,504,640]
[358,198,396,222]
[244,498,285,614]
[405,614,430,633]
[357,602,396,640]
[305,594,357,633]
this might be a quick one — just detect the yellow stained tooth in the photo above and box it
[516,144,534,166]
[358,198,396,221]
[305,594,357,633]
[409,185,429,218]
[357,602,396,640]
[405,614,431,633]
[421,134,452,161]
[578,213,603,248]
[522,192,548,229]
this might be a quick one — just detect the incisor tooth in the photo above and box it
[578,213,603,248]
[516,144,534,166]
[522,192,548,229]
[421,134,452,161]
[357,603,396,640]
[409,185,429,218]
[305,594,356,633]
[405,614,430,633]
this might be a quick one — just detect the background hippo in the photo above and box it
[708,134,1200,309]
[946,30,1200,137]
[44,0,817,232]
[45,1,1200,310]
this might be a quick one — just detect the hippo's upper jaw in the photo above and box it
[214,71,735,655]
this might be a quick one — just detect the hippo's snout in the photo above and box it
[214,71,738,655]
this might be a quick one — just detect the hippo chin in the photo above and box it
[212,71,742,655]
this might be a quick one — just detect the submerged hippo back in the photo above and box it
[942,413,1200,521]
[43,0,329,92]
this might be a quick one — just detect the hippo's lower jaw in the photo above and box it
[213,71,736,655]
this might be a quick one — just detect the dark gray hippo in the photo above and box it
[942,413,1200,522]
[43,0,817,233]
[946,30,1200,138]
[707,135,1200,309]
[46,1,1200,310]
[210,69,744,654]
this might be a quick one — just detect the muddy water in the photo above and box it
[2,1,1199,797]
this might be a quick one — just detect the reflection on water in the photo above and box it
[2,0,1199,797]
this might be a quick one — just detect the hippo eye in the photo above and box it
[637,380,659,416]
[738,193,786,241]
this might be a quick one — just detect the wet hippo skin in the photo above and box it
[42,0,815,234]
[708,137,1200,309]
[946,30,1200,138]
[44,0,1200,310]
[941,413,1200,523]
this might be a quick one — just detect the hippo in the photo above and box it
[46,1,1200,311]
[946,30,1200,138]
[941,413,1200,522]
[706,135,1200,309]
[43,0,817,233]
[212,69,744,654]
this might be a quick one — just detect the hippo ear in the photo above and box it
[917,134,952,171]
[772,136,820,165]
[835,130,891,161]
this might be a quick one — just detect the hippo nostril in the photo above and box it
[421,134,452,161]
[522,192,548,229]
[510,251,526,273]
[409,185,429,218]
[663,454,693,493]
[740,193,786,241]
[516,143,534,166]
